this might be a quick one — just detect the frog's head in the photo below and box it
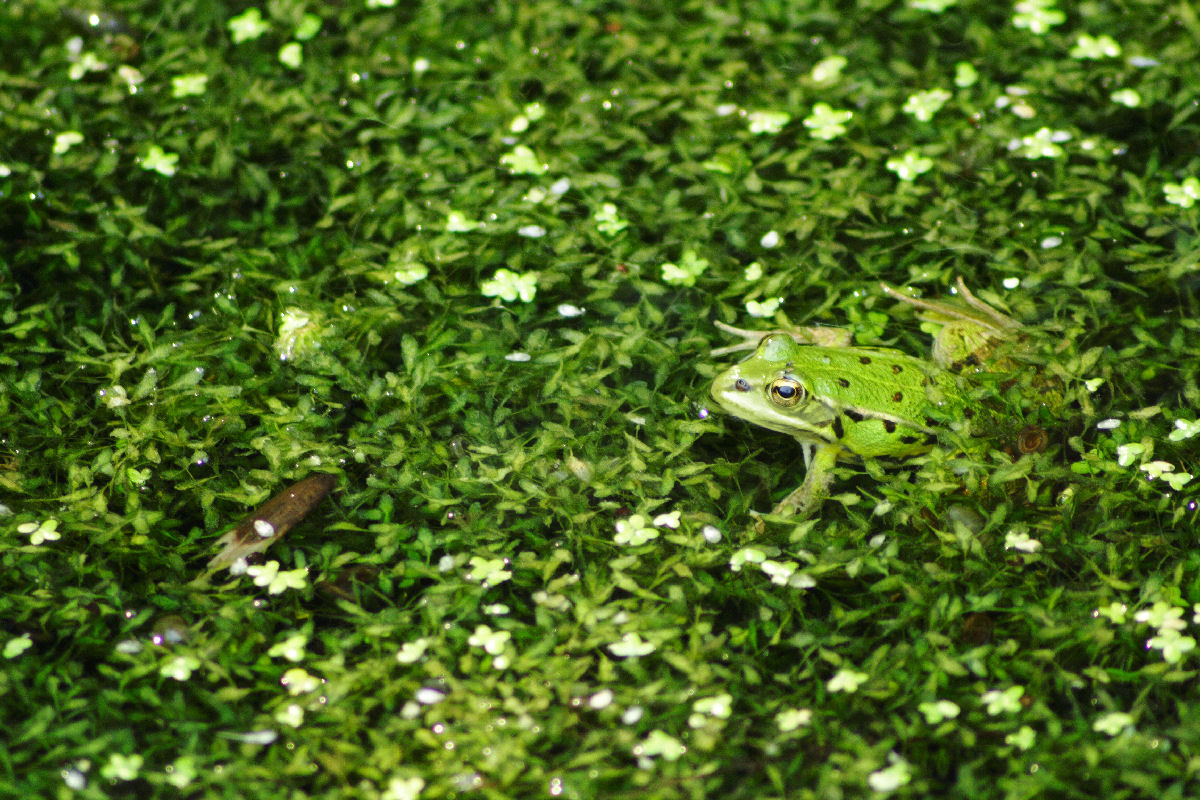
[709,334,837,442]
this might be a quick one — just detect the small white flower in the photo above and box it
[517,225,547,238]
[1134,601,1185,630]
[415,687,445,704]
[1164,178,1200,208]
[278,42,303,69]
[886,150,933,180]
[729,547,769,572]
[1094,602,1127,624]
[101,753,143,782]
[593,202,628,235]
[661,250,709,287]
[465,556,512,586]
[383,776,426,800]
[4,634,33,659]
[760,230,780,248]
[789,572,816,589]
[1012,0,1065,34]
[1070,33,1122,60]
[467,624,511,655]
[281,667,321,694]
[172,73,208,98]
[827,668,869,693]
[227,8,271,42]
[396,639,428,664]
[53,131,84,155]
[1148,629,1196,664]
[809,56,847,84]
[902,88,952,122]
[1004,529,1042,553]
[868,754,912,792]
[480,268,538,302]
[614,514,659,546]
[803,103,853,140]
[954,61,978,87]
[17,519,60,546]
[387,261,428,285]
[1010,127,1070,159]
[499,145,547,175]
[776,707,812,731]
[445,211,482,232]
[589,689,614,709]
[1170,419,1200,441]
[1092,711,1135,736]
[608,632,655,658]
[276,703,305,727]
[981,685,1024,715]
[160,654,201,681]
[1115,442,1144,466]
[634,730,686,761]
[268,633,308,662]
[68,51,108,80]
[247,561,308,594]
[692,693,732,719]
[760,559,797,586]
[1006,725,1036,750]
[1110,89,1141,108]
[747,110,790,134]
[745,297,783,318]
[164,756,197,788]
[651,511,681,529]
[918,699,961,723]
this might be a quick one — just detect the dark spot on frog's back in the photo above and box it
[883,420,897,433]
[859,356,872,365]
[892,364,903,374]
[892,391,903,403]
[837,377,850,388]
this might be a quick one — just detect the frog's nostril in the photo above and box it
[735,378,751,392]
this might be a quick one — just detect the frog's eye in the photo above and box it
[769,378,805,407]
[734,378,752,392]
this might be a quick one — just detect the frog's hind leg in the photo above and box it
[711,320,852,357]
[879,278,1021,336]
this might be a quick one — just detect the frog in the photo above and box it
[708,278,1023,520]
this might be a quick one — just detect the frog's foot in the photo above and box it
[757,442,842,526]
[711,319,852,357]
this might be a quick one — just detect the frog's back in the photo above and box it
[792,346,963,432]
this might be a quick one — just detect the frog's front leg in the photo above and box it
[772,441,843,518]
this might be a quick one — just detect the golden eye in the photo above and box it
[769,378,805,407]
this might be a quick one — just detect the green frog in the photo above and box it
[709,278,1023,519]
